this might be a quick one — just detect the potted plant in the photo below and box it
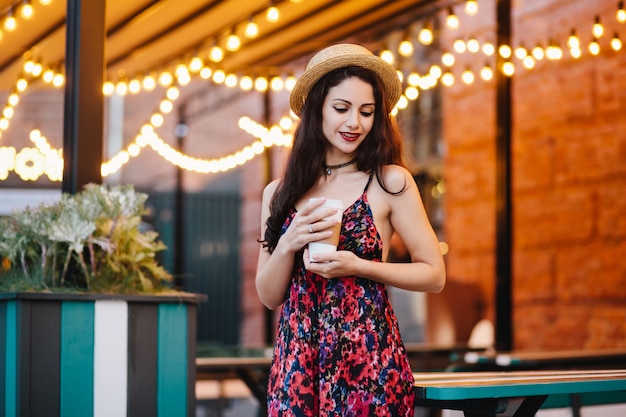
[0,183,204,417]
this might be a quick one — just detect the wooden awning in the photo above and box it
[0,0,435,90]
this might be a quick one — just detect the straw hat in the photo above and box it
[289,43,402,117]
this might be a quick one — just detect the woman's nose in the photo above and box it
[346,111,359,128]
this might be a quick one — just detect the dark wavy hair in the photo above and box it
[261,66,407,253]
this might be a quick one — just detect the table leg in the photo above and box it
[235,369,268,417]
[512,395,547,417]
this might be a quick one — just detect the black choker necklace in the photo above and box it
[324,158,357,175]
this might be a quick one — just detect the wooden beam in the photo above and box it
[62,0,106,193]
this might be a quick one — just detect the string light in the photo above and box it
[467,37,480,53]
[532,44,545,60]
[199,67,212,80]
[4,1,626,183]
[611,33,622,50]
[568,29,580,49]
[189,56,203,72]
[128,78,141,94]
[480,63,493,81]
[441,71,454,87]
[226,30,241,52]
[482,42,495,56]
[405,86,419,100]
[464,0,478,16]
[240,75,253,91]
[266,5,280,23]
[546,41,562,60]
[618,1,626,23]
[589,37,601,55]
[446,7,459,29]
[254,76,268,92]
[418,23,434,45]
[498,44,512,59]
[244,18,259,38]
[18,1,34,20]
[398,38,414,57]
[4,10,17,32]
[592,15,604,38]
[522,55,536,69]
[441,52,455,66]
[502,61,515,76]
[209,45,224,62]
[212,69,226,84]
[453,39,467,53]
[514,45,528,60]
[407,72,421,87]
[461,67,474,84]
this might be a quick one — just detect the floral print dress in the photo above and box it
[267,175,415,417]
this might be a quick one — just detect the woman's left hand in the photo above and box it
[303,248,360,279]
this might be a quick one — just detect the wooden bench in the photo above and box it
[413,369,626,417]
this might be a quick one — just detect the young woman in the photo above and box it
[256,43,446,416]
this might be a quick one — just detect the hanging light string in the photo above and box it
[2,0,625,181]
[0,0,51,43]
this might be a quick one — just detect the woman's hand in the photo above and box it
[279,198,339,253]
[303,247,360,278]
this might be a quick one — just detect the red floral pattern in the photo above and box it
[267,184,415,416]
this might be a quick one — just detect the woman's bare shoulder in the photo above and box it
[263,178,282,199]
[379,164,414,194]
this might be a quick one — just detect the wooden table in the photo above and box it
[413,369,626,417]
[196,356,272,416]
[405,343,487,371]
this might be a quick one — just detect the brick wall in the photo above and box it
[442,0,626,349]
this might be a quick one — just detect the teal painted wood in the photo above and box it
[157,303,188,417]
[0,302,6,416]
[543,391,626,408]
[60,301,95,417]
[3,301,17,417]
[423,378,626,401]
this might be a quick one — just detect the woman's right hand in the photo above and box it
[279,197,338,253]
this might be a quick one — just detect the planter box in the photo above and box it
[0,292,206,417]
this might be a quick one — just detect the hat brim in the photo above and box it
[289,50,402,117]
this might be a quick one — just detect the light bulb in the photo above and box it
[618,1,626,23]
[611,33,622,51]
[465,0,478,16]
[4,11,17,32]
[446,7,459,29]
[266,6,279,22]
[245,20,259,38]
[592,16,603,38]
[398,40,414,57]
[226,33,241,51]
[19,2,34,20]
[418,25,433,45]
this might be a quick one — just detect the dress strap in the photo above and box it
[363,171,375,192]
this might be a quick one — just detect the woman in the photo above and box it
[256,44,446,417]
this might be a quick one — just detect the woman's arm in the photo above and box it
[305,165,446,293]
[255,180,338,309]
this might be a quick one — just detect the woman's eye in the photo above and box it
[333,107,348,113]
[360,111,373,117]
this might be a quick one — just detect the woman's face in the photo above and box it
[321,76,375,156]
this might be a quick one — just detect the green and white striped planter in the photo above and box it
[0,292,205,417]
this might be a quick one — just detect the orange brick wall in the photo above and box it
[442,0,626,349]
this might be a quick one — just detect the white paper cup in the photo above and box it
[308,198,343,262]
